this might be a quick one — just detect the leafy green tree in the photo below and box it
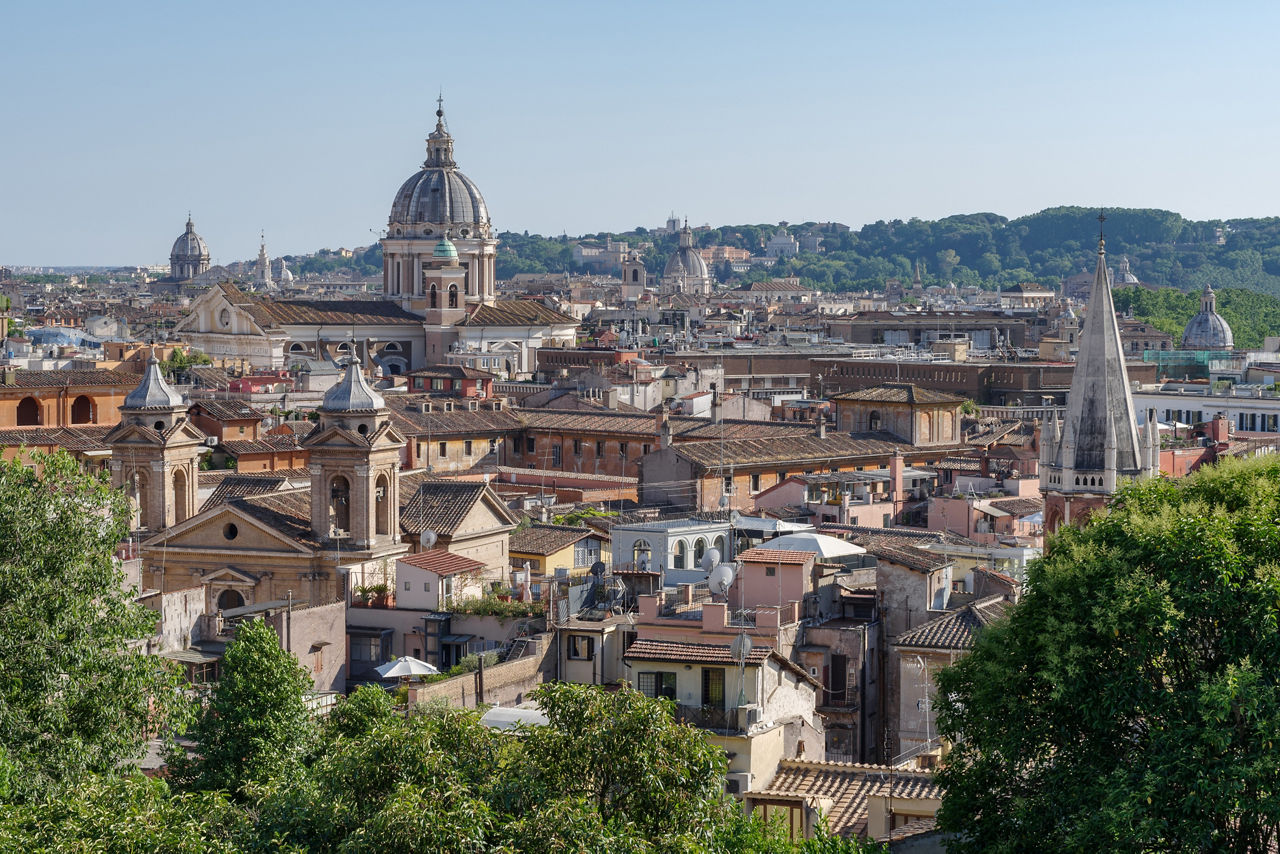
[935,455,1280,852]
[0,451,186,802]
[170,618,314,795]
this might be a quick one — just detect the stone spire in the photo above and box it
[1039,216,1154,532]
[255,232,274,288]
[1057,224,1144,474]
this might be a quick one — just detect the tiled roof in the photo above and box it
[894,595,1011,650]
[735,547,816,565]
[406,364,496,380]
[671,433,913,469]
[0,425,113,451]
[856,537,952,573]
[188,365,231,390]
[624,638,771,667]
[234,488,319,547]
[399,480,515,536]
[510,524,595,556]
[272,419,316,436]
[258,297,425,326]
[5,369,135,388]
[398,549,485,577]
[221,435,304,455]
[756,760,940,838]
[877,816,938,843]
[456,300,578,327]
[198,467,311,487]
[831,383,965,405]
[190,399,266,422]
[986,496,1043,516]
[200,474,289,512]
[387,398,522,437]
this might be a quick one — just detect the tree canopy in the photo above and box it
[935,455,1280,852]
[0,451,185,802]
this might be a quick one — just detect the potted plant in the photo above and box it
[352,584,370,607]
[369,582,391,608]
[492,583,513,603]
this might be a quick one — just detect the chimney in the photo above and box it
[816,416,826,440]
[889,451,905,501]
[605,387,619,410]
[710,382,721,424]
[1210,412,1231,444]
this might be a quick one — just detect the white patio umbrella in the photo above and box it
[375,656,440,679]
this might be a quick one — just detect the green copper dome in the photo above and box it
[433,236,459,259]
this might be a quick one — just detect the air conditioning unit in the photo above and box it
[724,772,752,796]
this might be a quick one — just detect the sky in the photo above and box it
[3,0,1279,267]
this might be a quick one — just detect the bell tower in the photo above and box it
[302,351,406,554]
[106,353,206,532]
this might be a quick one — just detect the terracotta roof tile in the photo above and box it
[624,638,771,667]
[735,547,816,564]
[670,433,915,469]
[456,300,577,327]
[832,383,966,405]
[893,594,1011,650]
[510,524,596,556]
[856,537,952,572]
[7,369,136,388]
[221,435,304,455]
[200,474,289,512]
[234,488,319,547]
[399,480,516,536]
[189,399,266,422]
[398,549,485,576]
[756,760,940,838]
[0,425,113,451]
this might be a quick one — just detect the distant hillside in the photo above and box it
[496,207,1280,299]
[1113,285,1280,351]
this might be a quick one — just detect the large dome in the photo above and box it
[171,217,209,262]
[1181,284,1234,350]
[663,223,709,280]
[388,106,489,232]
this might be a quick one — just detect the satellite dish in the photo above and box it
[707,562,735,596]
[730,633,753,665]
[590,560,606,577]
[730,510,742,527]
[422,530,438,549]
[699,547,721,573]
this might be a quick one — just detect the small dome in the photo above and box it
[1182,286,1234,350]
[170,217,209,262]
[124,356,184,410]
[321,358,385,412]
[433,236,459,259]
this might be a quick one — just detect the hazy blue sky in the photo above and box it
[3,0,1278,266]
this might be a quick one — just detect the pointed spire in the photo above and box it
[1053,215,1143,476]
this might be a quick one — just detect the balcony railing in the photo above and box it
[674,703,741,734]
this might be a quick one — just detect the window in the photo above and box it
[574,539,597,567]
[551,445,562,467]
[438,441,447,458]
[702,667,726,709]
[766,566,776,577]
[693,537,707,565]
[637,671,677,699]
[431,378,445,391]
[464,440,473,456]
[751,473,761,493]
[620,442,628,457]
[350,636,382,662]
[673,540,687,569]
[642,443,651,455]
[489,438,497,454]
[404,581,411,592]
[595,440,605,456]
[568,635,596,660]
[441,576,454,608]
[723,475,734,494]
[527,437,536,453]
[573,438,583,456]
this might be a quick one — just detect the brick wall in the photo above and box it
[408,632,554,709]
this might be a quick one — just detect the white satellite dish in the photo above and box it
[699,547,721,573]
[422,529,438,549]
[730,632,753,665]
[707,562,736,596]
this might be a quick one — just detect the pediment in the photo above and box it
[201,566,260,584]
[143,503,314,555]
[301,425,372,449]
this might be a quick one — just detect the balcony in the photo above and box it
[674,703,741,734]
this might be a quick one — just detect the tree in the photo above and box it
[0,451,186,802]
[935,455,1280,852]
[170,617,314,794]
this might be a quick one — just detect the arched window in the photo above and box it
[173,467,189,524]
[713,535,726,558]
[375,473,390,537]
[217,589,245,611]
[448,284,458,308]
[673,539,687,570]
[70,395,93,424]
[631,269,639,283]
[16,396,39,426]
[430,284,438,309]
[329,476,351,534]
[693,537,707,566]
[868,410,881,432]
[290,342,307,353]
[632,539,651,567]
